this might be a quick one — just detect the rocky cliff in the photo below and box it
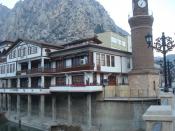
[0,0,128,42]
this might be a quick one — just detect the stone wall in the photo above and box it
[1,93,159,131]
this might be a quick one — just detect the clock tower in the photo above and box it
[128,0,160,97]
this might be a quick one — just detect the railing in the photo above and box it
[0,87,50,94]
[50,85,103,92]
[51,83,98,87]
[17,64,94,75]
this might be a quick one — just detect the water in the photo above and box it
[0,118,43,131]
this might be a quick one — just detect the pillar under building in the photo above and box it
[87,94,92,128]
[7,94,11,115]
[17,95,20,120]
[28,95,31,119]
[52,95,56,121]
[68,93,72,124]
[0,94,1,111]
[40,95,45,119]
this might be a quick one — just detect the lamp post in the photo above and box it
[145,32,175,92]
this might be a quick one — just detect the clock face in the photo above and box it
[138,0,147,8]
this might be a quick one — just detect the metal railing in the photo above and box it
[17,64,94,75]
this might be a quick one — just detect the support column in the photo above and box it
[41,76,45,88]
[41,58,44,68]
[3,94,6,111]
[28,60,31,70]
[7,94,11,115]
[17,78,20,88]
[17,95,20,120]
[7,79,11,88]
[27,95,31,119]
[68,94,72,124]
[51,77,56,86]
[87,94,92,128]
[28,77,31,88]
[52,95,56,121]
[0,94,2,111]
[40,95,45,119]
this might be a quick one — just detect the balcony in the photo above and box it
[17,64,94,75]
[50,85,103,93]
[0,88,50,94]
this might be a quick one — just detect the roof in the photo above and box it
[61,36,102,47]
[50,43,132,58]
[16,38,64,49]
[0,40,15,46]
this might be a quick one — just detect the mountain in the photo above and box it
[0,4,11,41]
[155,54,175,62]
[0,0,128,42]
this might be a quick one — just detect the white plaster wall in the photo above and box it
[127,35,132,52]
[7,42,41,62]
[97,73,101,85]
[115,56,121,72]
[93,52,97,70]
[0,62,16,78]
[100,66,120,73]
[121,57,131,73]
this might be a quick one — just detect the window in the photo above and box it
[111,56,115,67]
[18,48,21,57]
[28,46,37,55]
[9,53,12,59]
[22,47,26,56]
[65,59,72,68]
[111,37,117,44]
[106,55,110,66]
[100,54,105,66]
[72,74,84,85]
[7,65,9,73]
[2,65,5,74]
[18,47,26,57]
[96,53,100,65]
[72,57,80,67]
[12,50,16,58]
[10,64,13,73]
[122,41,126,47]
[56,76,66,86]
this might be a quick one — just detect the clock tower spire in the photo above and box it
[128,0,160,97]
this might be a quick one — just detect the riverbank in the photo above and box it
[0,118,43,131]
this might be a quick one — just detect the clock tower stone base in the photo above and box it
[128,69,160,97]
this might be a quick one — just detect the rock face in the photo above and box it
[0,0,128,42]
[0,4,11,41]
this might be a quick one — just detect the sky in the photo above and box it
[0,0,175,56]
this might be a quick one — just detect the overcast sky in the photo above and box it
[0,0,175,56]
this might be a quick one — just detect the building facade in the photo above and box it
[0,34,132,130]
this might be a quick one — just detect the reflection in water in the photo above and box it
[0,119,43,131]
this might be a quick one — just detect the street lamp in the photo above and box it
[145,32,175,92]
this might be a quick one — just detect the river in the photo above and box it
[0,117,43,131]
